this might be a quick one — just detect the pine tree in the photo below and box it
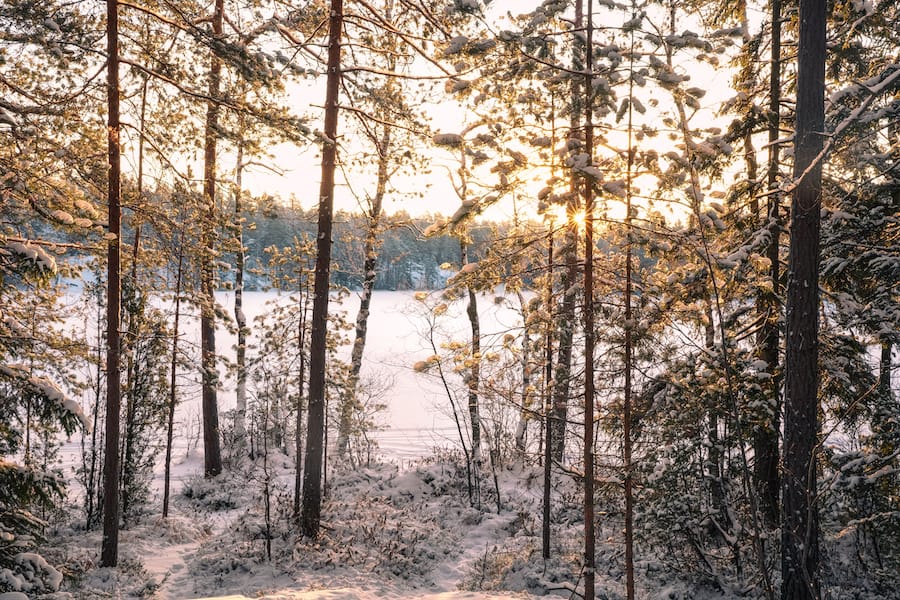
[301,0,345,539]
[781,0,826,596]
[0,254,88,592]
[100,0,123,568]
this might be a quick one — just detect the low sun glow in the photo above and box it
[570,208,587,230]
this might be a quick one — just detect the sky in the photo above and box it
[223,0,740,223]
[232,2,553,220]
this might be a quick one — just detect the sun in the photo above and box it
[570,208,587,230]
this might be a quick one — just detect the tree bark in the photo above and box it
[293,289,308,520]
[583,3,595,598]
[200,0,225,478]
[337,124,390,460]
[542,224,554,560]
[163,224,185,519]
[100,0,122,568]
[513,290,531,456]
[233,126,248,454]
[755,0,783,527]
[879,338,893,403]
[462,239,481,468]
[301,0,343,539]
[782,0,825,596]
[622,20,635,597]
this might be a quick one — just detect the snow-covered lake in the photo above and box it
[63,288,528,463]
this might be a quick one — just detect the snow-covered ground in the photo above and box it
[41,289,899,600]
[46,290,590,600]
[47,447,599,600]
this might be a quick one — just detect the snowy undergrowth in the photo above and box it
[180,455,498,596]
[161,451,674,599]
[34,448,900,600]
[40,511,213,599]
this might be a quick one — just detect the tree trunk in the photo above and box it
[542,224,554,560]
[782,0,825,596]
[163,224,185,519]
[513,290,531,456]
[100,0,122,567]
[549,228,575,463]
[622,47,635,600]
[551,0,586,465]
[233,130,248,455]
[293,289,308,520]
[337,124,390,460]
[336,0,398,461]
[301,0,343,539]
[582,134,596,600]
[879,338,893,403]
[755,0,783,527]
[583,4,596,598]
[462,239,481,468]
[200,0,225,478]
[120,76,149,527]
[84,309,103,529]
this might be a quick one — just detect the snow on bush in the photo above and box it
[0,552,63,594]
[3,241,56,273]
[182,475,241,511]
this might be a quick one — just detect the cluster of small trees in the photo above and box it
[1,0,898,598]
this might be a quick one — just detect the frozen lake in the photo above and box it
[218,289,526,458]
[63,288,528,464]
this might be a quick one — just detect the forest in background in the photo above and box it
[1,0,898,598]
[235,206,500,291]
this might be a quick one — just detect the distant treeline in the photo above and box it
[239,202,501,291]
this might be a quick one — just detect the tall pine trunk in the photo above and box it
[100,0,122,567]
[582,4,596,598]
[754,0,783,526]
[542,222,554,560]
[551,0,585,464]
[301,0,343,538]
[782,0,825,596]
[200,0,224,478]
[233,126,248,455]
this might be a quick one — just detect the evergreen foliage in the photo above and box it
[0,254,87,593]
[0,0,898,595]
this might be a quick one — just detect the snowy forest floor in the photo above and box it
[37,446,737,600]
[34,445,897,600]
